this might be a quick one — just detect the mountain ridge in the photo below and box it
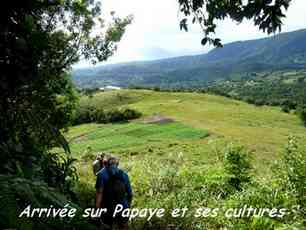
[72,29,306,88]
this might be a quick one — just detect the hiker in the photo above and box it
[95,156,133,230]
[93,153,107,176]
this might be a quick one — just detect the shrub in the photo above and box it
[254,99,264,106]
[0,175,96,230]
[281,105,290,113]
[72,105,95,124]
[40,152,78,203]
[297,105,306,126]
[72,107,142,125]
[73,180,96,208]
[153,86,161,91]
[122,108,142,121]
[277,136,306,206]
[281,100,297,113]
[223,144,252,191]
[107,109,125,122]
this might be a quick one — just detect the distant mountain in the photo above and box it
[72,29,306,89]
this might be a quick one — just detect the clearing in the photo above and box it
[67,89,306,178]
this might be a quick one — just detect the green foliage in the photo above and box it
[177,0,291,46]
[73,180,96,209]
[42,152,78,196]
[72,106,142,125]
[277,136,306,205]
[208,71,306,106]
[297,106,306,126]
[206,70,306,124]
[0,175,97,230]
[1,0,133,172]
[223,145,252,191]
[1,0,132,228]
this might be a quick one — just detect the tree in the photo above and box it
[177,0,292,47]
[0,0,132,172]
[0,1,132,228]
[224,144,252,191]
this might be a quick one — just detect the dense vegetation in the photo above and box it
[71,90,142,125]
[0,0,131,228]
[73,106,141,125]
[205,70,306,125]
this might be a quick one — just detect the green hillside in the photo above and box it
[4,1,305,229]
[206,70,306,108]
[72,29,306,89]
[67,90,305,177]
[68,122,208,155]
[64,90,305,229]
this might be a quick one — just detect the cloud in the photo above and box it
[74,0,306,67]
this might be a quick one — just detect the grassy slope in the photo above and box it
[68,89,305,178]
[68,122,208,155]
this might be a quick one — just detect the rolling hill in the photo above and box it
[72,29,306,88]
[68,90,305,229]
[68,89,306,177]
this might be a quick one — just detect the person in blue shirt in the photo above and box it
[95,156,132,230]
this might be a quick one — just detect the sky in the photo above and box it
[74,0,306,68]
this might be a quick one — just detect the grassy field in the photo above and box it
[69,89,305,177]
[67,122,208,156]
[66,89,305,229]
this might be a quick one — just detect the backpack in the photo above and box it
[102,169,126,211]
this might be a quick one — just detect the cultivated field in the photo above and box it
[65,90,305,229]
[69,89,305,176]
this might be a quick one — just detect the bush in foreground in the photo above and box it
[223,145,252,191]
